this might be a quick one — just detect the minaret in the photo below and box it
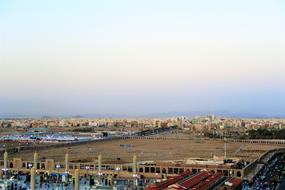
[65,152,69,171]
[30,167,36,190]
[132,154,138,186]
[132,154,137,174]
[3,151,8,169]
[74,169,80,190]
[98,153,102,174]
[33,152,38,169]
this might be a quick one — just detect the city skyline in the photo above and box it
[0,0,284,116]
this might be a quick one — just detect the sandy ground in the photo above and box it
[9,138,283,163]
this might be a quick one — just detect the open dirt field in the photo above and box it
[9,138,284,163]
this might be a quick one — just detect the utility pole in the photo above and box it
[224,137,227,159]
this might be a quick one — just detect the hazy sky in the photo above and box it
[0,0,284,116]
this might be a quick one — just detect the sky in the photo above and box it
[0,0,284,117]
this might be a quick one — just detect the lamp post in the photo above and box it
[97,171,102,186]
[113,166,121,186]
[1,168,8,179]
[56,163,61,188]
[56,164,60,170]
[85,165,90,179]
[133,173,139,187]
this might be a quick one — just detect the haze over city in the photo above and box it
[0,0,284,116]
[2,1,285,190]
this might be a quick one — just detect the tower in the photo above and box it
[3,151,8,169]
[65,151,69,171]
[74,169,80,190]
[98,153,102,174]
[33,152,38,169]
[30,167,36,190]
[132,154,137,174]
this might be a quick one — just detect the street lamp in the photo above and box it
[133,173,139,187]
[55,164,61,188]
[56,164,61,177]
[86,166,90,177]
[2,168,8,179]
[97,171,103,186]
